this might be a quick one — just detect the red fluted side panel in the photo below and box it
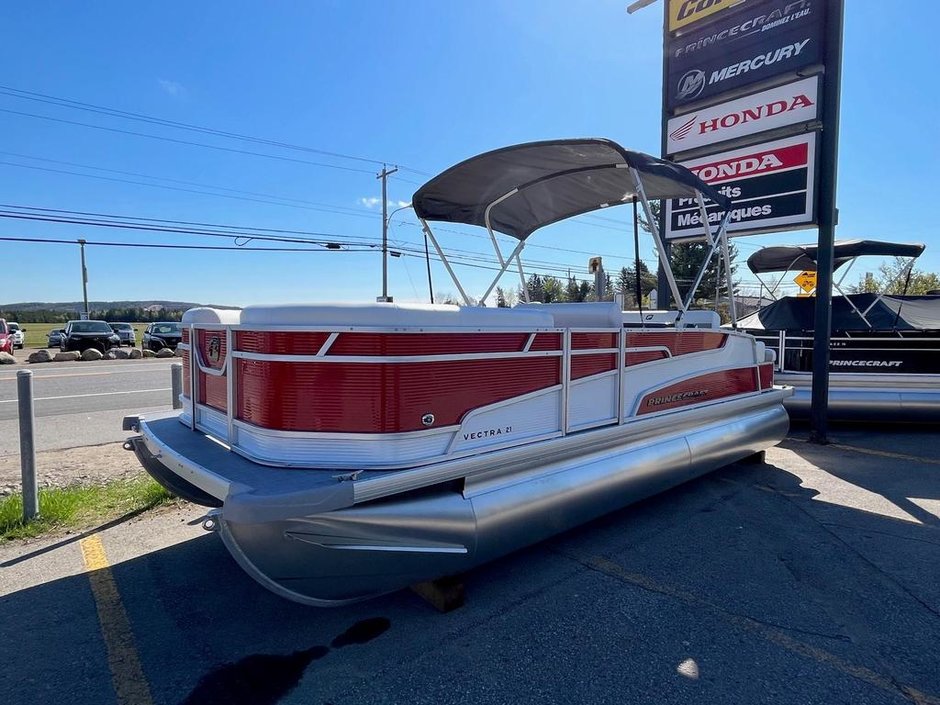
[571,332,617,350]
[236,331,332,355]
[181,329,190,344]
[196,330,227,411]
[625,350,669,366]
[200,375,228,412]
[529,333,562,351]
[236,357,561,433]
[571,354,617,380]
[759,363,774,389]
[328,332,530,356]
[637,367,757,415]
[182,351,191,397]
[625,331,726,356]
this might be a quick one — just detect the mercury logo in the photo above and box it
[676,70,706,101]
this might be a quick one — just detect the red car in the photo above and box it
[0,320,14,354]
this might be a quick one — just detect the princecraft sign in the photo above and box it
[666,76,818,155]
[666,0,823,110]
[664,133,816,240]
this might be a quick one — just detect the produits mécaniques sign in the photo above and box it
[666,0,824,111]
[666,76,819,155]
[664,133,816,240]
[668,0,748,33]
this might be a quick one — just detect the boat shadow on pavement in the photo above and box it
[1,426,939,705]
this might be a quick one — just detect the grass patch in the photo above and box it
[0,474,174,541]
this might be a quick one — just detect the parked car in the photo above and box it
[47,328,66,348]
[7,322,24,349]
[143,322,183,352]
[109,322,137,347]
[60,320,121,353]
[0,320,14,355]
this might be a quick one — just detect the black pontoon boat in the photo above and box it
[738,239,940,420]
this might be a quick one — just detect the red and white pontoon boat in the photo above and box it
[125,139,791,606]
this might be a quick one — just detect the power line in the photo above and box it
[0,84,431,175]
[0,235,352,252]
[0,107,380,174]
[0,151,381,215]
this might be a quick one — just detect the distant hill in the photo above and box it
[0,300,238,313]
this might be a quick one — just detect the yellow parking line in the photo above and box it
[79,535,154,705]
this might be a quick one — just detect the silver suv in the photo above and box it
[109,322,137,347]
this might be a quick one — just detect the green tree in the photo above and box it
[850,258,940,295]
[670,240,739,304]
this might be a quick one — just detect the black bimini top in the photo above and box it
[412,138,731,240]
[747,239,926,275]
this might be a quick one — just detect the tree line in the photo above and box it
[0,307,185,324]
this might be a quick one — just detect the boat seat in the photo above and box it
[514,302,623,329]
[237,302,556,329]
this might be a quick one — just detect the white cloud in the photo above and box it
[359,197,412,210]
[158,79,184,96]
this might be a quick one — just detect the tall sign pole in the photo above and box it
[377,164,398,303]
[809,0,845,443]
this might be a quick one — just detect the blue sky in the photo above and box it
[0,0,936,307]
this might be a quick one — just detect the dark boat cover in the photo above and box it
[412,138,731,240]
[738,293,940,332]
[746,239,926,274]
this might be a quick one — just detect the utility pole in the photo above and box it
[78,239,89,318]
[377,164,398,303]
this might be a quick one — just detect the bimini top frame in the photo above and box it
[747,239,927,328]
[412,138,735,321]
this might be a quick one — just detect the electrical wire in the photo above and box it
[0,84,430,175]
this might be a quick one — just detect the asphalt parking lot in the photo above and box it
[1,425,938,705]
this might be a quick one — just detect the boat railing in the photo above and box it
[752,330,940,373]
[177,322,745,469]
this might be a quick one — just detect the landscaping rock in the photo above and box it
[105,350,117,360]
[0,352,16,365]
[81,348,104,361]
[129,348,143,359]
[155,348,175,359]
[143,349,157,358]
[175,346,185,357]
[27,349,52,363]
[112,348,130,360]
[53,351,81,362]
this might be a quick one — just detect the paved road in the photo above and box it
[1,426,937,705]
[0,359,178,454]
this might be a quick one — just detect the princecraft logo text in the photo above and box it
[646,390,707,407]
[673,1,813,59]
[830,360,903,368]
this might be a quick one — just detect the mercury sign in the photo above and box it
[666,0,823,110]
[666,76,819,155]
[664,133,817,240]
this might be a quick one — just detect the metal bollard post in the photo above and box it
[171,362,183,410]
[17,370,38,521]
